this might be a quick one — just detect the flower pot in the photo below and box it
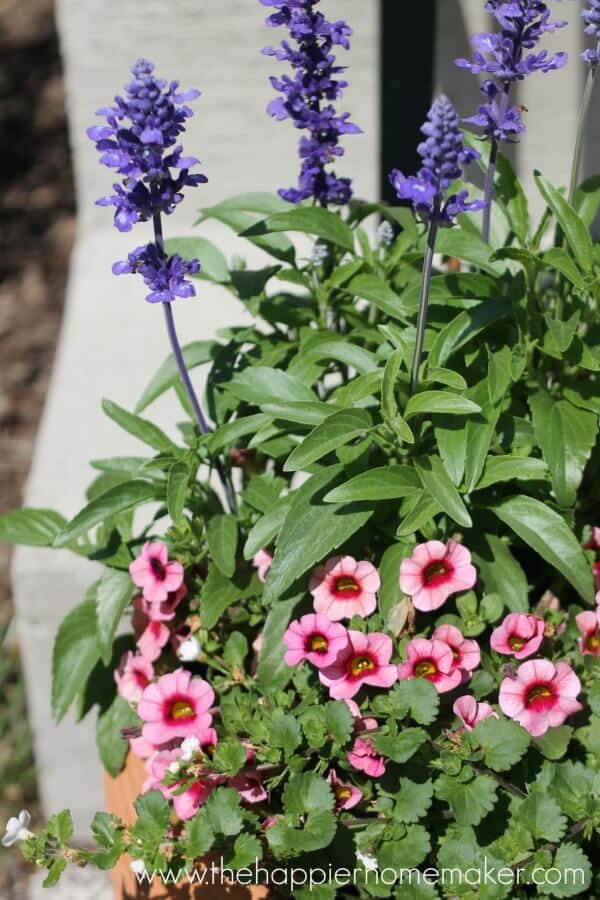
[104,753,276,900]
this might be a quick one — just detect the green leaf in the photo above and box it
[256,595,299,695]
[476,455,548,490]
[472,533,529,613]
[95,569,133,664]
[543,248,584,291]
[164,236,229,283]
[96,694,139,776]
[270,713,302,754]
[323,700,354,744]
[471,718,530,772]
[204,787,243,836]
[206,514,238,577]
[54,480,157,547]
[534,725,573,761]
[224,365,317,405]
[47,810,73,845]
[133,790,171,840]
[323,465,420,503]
[541,844,592,897]
[284,408,372,472]
[262,466,373,604]
[243,206,355,252]
[425,366,467,391]
[196,206,295,262]
[347,273,409,319]
[530,393,597,508]
[283,772,334,814]
[166,461,189,524]
[200,565,251,630]
[289,332,378,379]
[43,860,67,888]
[243,499,291,560]
[136,341,217,413]
[435,227,501,274]
[415,456,472,528]
[372,727,427,764]
[429,301,511,368]
[226,834,263,870]
[261,400,334,427]
[394,779,434,823]
[211,741,247,776]
[102,398,178,454]
[0,507,67,547]
[495,152,529,245]
[52,596,100,722]
[197,192,289,219]
[405,391,481,419]
[382,348,404,423]
[435,773,498,826]
[208,413,271,453]
[535,171,594,271]
[185,813,214,861]
[545,310,580,354]
[517,790,566,842]
[378,825,431,870]
[389,679,440,725]
[491,494,595,602]
[378,542,412,624]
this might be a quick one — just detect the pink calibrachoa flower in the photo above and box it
[327,770,362,812]
[345,699,378,733]
[453,695,497,731]
[145,744,217,821]
[230,771,267,804]
[499,659,583,737]
[137,620,170,663]
[138,668,214,747]
[252,550,273,583]
[397,638,462,694]
[318,631,398,700]
[575,610,600,656]
[283,613,349,668]
[133,585,187,623]
[399,540,476,612]
[432,624,480,681]
[114,651,154,703]
[310,556,381,621]
[129,541,184,606]
[490,612,545,660]
[347,737,386,777]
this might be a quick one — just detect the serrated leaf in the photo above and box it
[389,680,440,725]
[471,718,530,771]
[0,507,67,547]
[435,773,498,825]
[284,408,372,472]
[43,860,67,888]
[373,727,427,764]
[95,569,134,664]
[47,810,73,845]
[534,725,573,761]
[185,812,214,861]
[226,833,263,870]
[517,791,566,842]
[206,514,238,577]
[491,495,595,603]
[270,713,302,754]
[283,772,334,814]
[540,844,592,897]
[52,596,100,722]
[394,779,434,823]
[204,788,243,836]
[378,825,431,870]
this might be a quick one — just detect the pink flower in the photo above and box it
[490,613,545,660]
[318,631,398,700]
[399,540,476,612]
[129,734,155,760]
[252,550,273,583]
[261,816,279,830]
[129,541,184,606]
[144,742,217,821]
[327,770,362,812]
[310,556,380,621]
[137,620,170,662]
[283,614,349,668]
[133,585,187,623]
[499,659,583,737]
[397,638,462,694]
[575,610,600,656]
[453,695,497,731]
[345,699,378,733]
[114,651,153,703]
[432,624,480,681]
[229,771,267,804]
[347,737,385,778]
[138,668,214,747]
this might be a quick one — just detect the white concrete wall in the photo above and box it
[12,0,379,836]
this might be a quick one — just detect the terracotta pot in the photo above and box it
[104,753,276,900]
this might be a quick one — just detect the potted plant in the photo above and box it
[2,0,600,897]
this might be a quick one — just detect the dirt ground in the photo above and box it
[0,0,74,892]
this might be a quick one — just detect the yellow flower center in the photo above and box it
[335,576,360,594]
[335,785,352,803]
[526,684,552,705]
[170,700,195,721]
[423,561,447,583]
[349,655,375,677]
[509,635,526,651]
[307,634,329,653]
[587,634,600,651]
[414,659,437,678]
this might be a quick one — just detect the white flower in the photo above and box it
[177,635,201,662]
[130,859,147,876]
[356,850,378,872]
[180,736,200,762]
[168,761,181,775]
[2,810,32,848]
[310,242,329,266]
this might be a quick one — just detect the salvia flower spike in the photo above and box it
[389,96,483,396]
[456,1,568,241]
[260,0,361,206]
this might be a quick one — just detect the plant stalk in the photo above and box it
[410,218,438,396]
[153,213,236,514]
[481,83,511,244]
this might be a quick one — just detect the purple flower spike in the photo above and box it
[88,59,207,231]
[113,244,200,304]
[260,0,360,206]
[582,0,600,65]
[389,95,484,228]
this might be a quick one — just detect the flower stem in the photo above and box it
[481,83,511,244]
[410,219,438,396]
[568,59,599,205]
[153,214,236,514]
